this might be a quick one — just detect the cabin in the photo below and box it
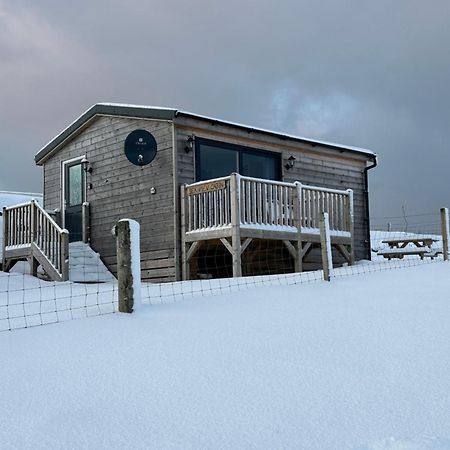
[2,103,377,282]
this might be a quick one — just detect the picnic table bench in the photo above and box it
[377,237,440,260]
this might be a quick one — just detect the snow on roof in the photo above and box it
[35,103,376,164]
[98,102,376,156]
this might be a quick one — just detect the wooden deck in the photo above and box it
[180,174,354,279]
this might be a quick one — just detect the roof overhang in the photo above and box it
[35,103,377,165]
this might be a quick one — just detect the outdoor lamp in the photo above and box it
[81,157,93,174]
[185,135,195,153]
[285,155,296,170]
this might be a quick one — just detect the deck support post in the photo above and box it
[230,173,242,277]
[180,185,188,280]
[441,207,449,261]
[347,189,355,265]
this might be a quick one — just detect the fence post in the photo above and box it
[440,207,449,261]
[113,219,141,313]
[319,211,333,281]
[60,230,69,281]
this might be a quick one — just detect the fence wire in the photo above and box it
[1,210,448,332]
[0,258,117,332]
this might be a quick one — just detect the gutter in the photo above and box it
[363,155,378,260]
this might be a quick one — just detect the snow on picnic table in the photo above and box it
[1,263,450,450]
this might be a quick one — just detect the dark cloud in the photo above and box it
[1,0,449,219]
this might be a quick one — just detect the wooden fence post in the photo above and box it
[60,230,69,281]
[113,219,142,313]
[319,211,333,281]
[440,207,449,261]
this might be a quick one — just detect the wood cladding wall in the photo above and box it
[43,115,176,282]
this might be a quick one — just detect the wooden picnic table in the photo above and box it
[381,237,438,249]
[378,237,440,260]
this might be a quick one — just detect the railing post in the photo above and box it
[230,173,242,277]
[319,211,333,281]
[60,229,69,281]
[347,189,355,265]
[113,219,142,313]
[440,207,449,261]
[1,207,7,271]
[30,200,36,243]
[82,202,90,244]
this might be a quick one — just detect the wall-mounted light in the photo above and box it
[185,135,195,153]
[285,155,296,170]
[81,157,93,174]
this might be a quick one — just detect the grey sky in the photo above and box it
[1,0,449,221]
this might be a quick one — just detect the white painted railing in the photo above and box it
[2,200,69,280]
[183,176,232,232]
[239,176,296,228]
[182,174,353,236]
[300,185,353,233]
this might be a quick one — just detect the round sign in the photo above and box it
[124,130,157,166]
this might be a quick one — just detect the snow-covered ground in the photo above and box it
[1,262,450,450]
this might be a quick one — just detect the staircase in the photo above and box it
[2,200,114,283]
[2,200,69,281]
[68,242,115,283]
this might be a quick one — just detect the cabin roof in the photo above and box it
[35,103,376,165]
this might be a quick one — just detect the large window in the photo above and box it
[195,138,281,182]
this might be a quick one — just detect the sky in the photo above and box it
[1,0,449,221]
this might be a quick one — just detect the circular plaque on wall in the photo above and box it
[124,129,157,166]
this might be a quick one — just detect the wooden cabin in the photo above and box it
[2,103,377,282]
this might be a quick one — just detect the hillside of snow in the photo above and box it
[1,263,450,449]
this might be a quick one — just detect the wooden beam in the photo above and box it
[186,241,201,262]
[301,242,313,258]
[282,240,297,260]
[220,237,233,255]
[240,237,253,255]
[334,244,351,263]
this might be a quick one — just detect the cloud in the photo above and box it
[0,0,449,219]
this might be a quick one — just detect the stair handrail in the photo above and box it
[3,200,69,281]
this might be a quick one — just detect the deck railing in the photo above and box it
[181,174,353,236]
[2,200,69,281]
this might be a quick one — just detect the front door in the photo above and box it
[64,159,85,242]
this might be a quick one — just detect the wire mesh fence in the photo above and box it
[142,209,449,304]
[0,261,117,332]
[1,209,448,332]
